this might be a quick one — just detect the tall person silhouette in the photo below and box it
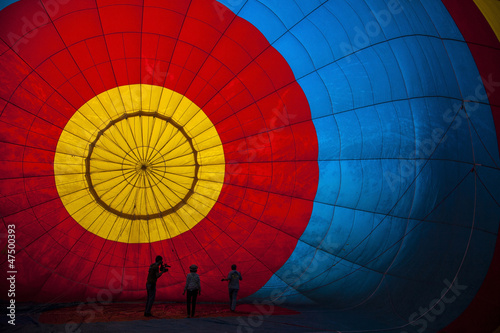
[144,255,168,317]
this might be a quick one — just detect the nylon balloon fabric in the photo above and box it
[0,0,318,303]
[1,1,499,332]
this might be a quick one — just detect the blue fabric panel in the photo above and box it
[273,32,315,79]
[315,161,341,205]
[216,1,500,332]
[237,1,287,44]
[290,19,334,70]
[299,73,334,118]
[0,0,19,11]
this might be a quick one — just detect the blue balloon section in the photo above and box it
[0,0,19,11]
[219,0,500,330]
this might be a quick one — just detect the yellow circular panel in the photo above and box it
[54,85,225,243]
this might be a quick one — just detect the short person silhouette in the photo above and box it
[183,265,201,318]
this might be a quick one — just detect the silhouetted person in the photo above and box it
[221,264,242,311]
[183,265,200,318]
[144,255,168,317]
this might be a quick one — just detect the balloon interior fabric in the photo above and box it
[0,0,499,332]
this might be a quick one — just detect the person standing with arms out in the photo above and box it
[183,265,200,318]
[144,255,168,317]
[221,264,242,312]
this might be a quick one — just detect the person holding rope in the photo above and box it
[221,264,242,312]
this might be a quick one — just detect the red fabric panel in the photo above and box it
[180,17,222,53]
[24,146,54,163]
[36,59,67,88]
[51,49,80,80]
[99,4,142,34]
[25,180,59,208]
[40,0,97,21]
[143,7,183,38]
[0,0,319,303]
[261,193,292,229]
[212,35,253,74]
[57,81,86,109]
[440,1,500,332]
[44,92,76,119]
[54,9,102,47]
[69,73,97,102]
[23,161,55,177]
[68,42,95,71]
[294,161,320,200]
[0,161,23,179]
[17,23,65,69]
[26,129,58,151]
[225,18,269,58]
[256,47,295,90]
[105,33,126,60]
[9,86,44,115]
[0,191,30,217]
[0,119,28,145]
[83,66,107,93]
[0,139,24,162]
[144,0,190,13]
[0,50,31,100]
